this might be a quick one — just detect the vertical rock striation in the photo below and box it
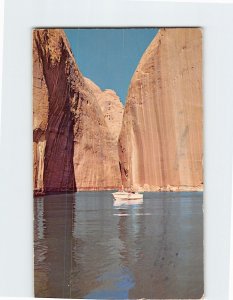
[33,29,76,194]
[33,36,49,193]
[72,80,122,191]
[118,28,203,191]
[84,78,124,142]
[33,29,122,194]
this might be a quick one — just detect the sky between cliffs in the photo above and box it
[65,28,158,104]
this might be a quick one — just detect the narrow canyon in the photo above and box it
[118,28,203,191]
[33,28,203,195]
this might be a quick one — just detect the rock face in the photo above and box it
[33,29,122,194]
[118,28,203,191]
[33,29,76,194]
[84,78,124,142]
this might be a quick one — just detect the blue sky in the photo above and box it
[65,28,158,104]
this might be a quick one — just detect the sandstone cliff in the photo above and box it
[118,28,203,191]
[33,29,76,194]
[84,78,124,142]
[33,29,121,194]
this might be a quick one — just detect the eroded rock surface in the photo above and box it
[33,29,121,194]
[33,29,76,194]
[84,78,124,142]
[118,28,203,191]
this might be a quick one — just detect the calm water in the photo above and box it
[34,191,203,299]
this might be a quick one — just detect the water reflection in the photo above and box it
[113,198,143,207]
[34,193,74,298]
[35,198,44,240]
[34,191,203,299]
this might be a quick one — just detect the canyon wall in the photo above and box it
[118,28,203,191]
[33,29,76,194]
[72,78,122,190]
[84,78,124,141]
[33,29,122,194]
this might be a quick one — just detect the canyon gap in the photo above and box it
[33,28,203,195]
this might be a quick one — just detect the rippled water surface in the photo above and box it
[34,191,203,299]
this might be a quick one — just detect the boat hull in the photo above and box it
[112,192,143,200]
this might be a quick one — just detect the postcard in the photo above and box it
[33,27,203,299]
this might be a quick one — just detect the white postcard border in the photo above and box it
[1,1,233,299]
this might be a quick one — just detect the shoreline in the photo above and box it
[34,186,203,197]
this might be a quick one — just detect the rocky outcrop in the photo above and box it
[72,80,122,191]
[84,78,124,142]
[33,36,49,194]
[33,29,76,194]
[118,28,203,191]
[33,29,122,194]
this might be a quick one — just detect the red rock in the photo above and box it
[84,78,124,142]
[33,29,122,194]
[118,28,203,191]
[33,29,76,194]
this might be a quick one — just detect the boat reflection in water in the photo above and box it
[113,198,143,208]
[34,191,203,299]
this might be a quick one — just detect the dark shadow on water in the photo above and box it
[34,191,203,299]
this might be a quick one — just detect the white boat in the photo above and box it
[113,198,143,207]
[112,191,143,201]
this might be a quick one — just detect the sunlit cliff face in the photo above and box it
[118,28,203,191]
[33,29,122,194]
[33,28,202,195]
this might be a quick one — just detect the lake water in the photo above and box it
[34,191,203,299]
